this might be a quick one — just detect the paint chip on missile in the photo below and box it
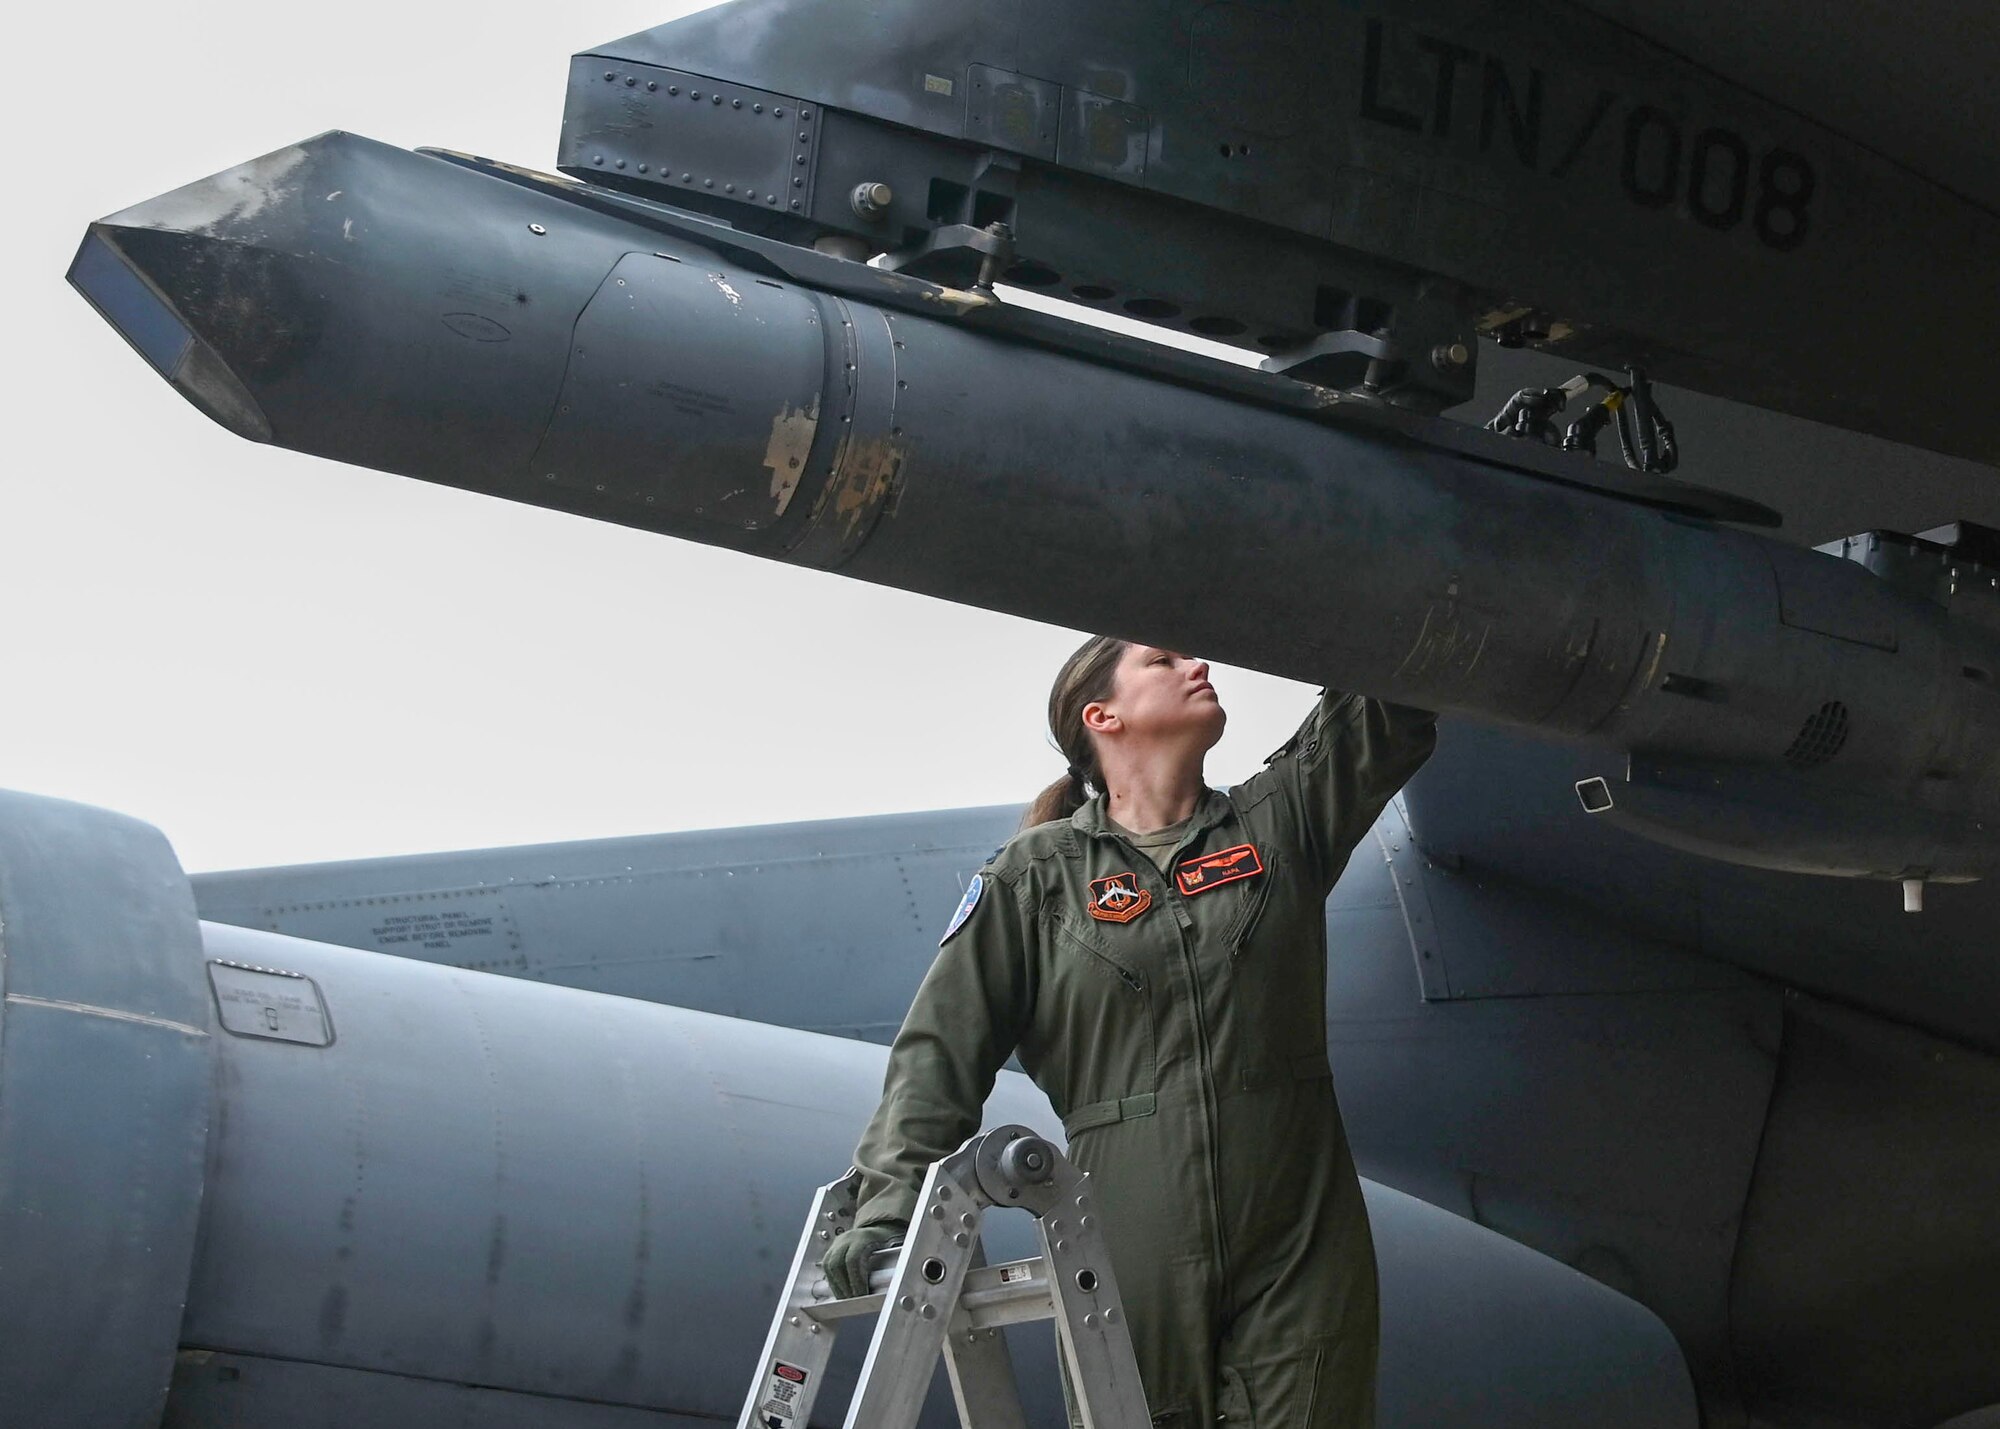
[765,399,819,515]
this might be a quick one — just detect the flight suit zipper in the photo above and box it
[1170,891,1233,1291]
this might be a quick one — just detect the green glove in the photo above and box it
[823,1220,905,1300]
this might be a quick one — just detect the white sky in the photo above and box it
[6,1,1322,871]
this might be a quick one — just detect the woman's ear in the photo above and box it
[1081,699,1119,736]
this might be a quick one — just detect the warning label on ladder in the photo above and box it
[757,1359,810,1424]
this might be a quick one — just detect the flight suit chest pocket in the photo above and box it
[1219,846,1284,956]
[1048,913,1158,1118]
[1054,913,1147,994]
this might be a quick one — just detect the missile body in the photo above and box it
[72,134,2000,877]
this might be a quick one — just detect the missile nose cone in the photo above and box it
[69,132,579,488]
[69,222,277,445]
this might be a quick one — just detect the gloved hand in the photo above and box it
[823,1220,905,1300]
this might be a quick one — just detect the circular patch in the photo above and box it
[940,874,984,946]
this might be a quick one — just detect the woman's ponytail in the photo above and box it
[1024,768,1090,829]
[1020,636,1128,829]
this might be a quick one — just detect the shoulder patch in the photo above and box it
[940,874,984,946]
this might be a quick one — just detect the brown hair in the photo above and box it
[1022,636,1130,828]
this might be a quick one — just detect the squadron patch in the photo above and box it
[1089,871,1153,924]
[940,874,984,946]
[1174,843,1265,897]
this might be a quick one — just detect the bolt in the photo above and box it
[850,181,894,219]
[1084,1313,1099,1328]
[921,1304,937,1320]
[592,156,603,166]
[603,71,615,81]
[898,1295,915,1311]
[668,86,678,95]
[953,1232,969,1246]
[527,223,546,235]
[817,1229,831,1241]
[1431,341,1471,370]
[801,109,813,120]
[637,163,648,173]
[725,183,735,193]
[774,107,785,118]
[615,159,625,168]
[625,76,637,86]
[754,103,764,113]
[733,98,743,108]
[647,81,657,91]
[713,94,723,105]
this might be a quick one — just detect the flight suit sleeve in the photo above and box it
[851,865,1036,1229]
[1244,689,1438,892]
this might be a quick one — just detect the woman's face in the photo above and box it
[1096,645,1227,748]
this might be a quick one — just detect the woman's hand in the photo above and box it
[822,1220,907,1299]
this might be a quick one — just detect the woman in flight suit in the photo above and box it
[824,636,1436,1427]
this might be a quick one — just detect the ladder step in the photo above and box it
[806,1257,1051,1329]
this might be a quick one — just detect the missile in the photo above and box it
[71,133,2000,882]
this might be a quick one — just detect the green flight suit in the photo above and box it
[852,691,1437,1427]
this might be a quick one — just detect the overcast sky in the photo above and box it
[7,1,1336,872]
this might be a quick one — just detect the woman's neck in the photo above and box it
[1102,759,1207,835]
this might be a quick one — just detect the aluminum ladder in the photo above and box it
[738,1124,1152,1429]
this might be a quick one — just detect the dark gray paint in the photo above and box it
[568,0,2000,463]
[69,133,2000,895]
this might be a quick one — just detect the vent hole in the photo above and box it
[1964,665,1990,684]
[1122,297,1181,320]
[1002,261,1061,288]
[1189,315,1248,337]
[1070,284,1115,302]
[1783,700,1850,770]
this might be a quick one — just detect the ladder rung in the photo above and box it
[807,1258,1051,1328]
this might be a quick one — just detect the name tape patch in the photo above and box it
[1174,843,1265,897]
